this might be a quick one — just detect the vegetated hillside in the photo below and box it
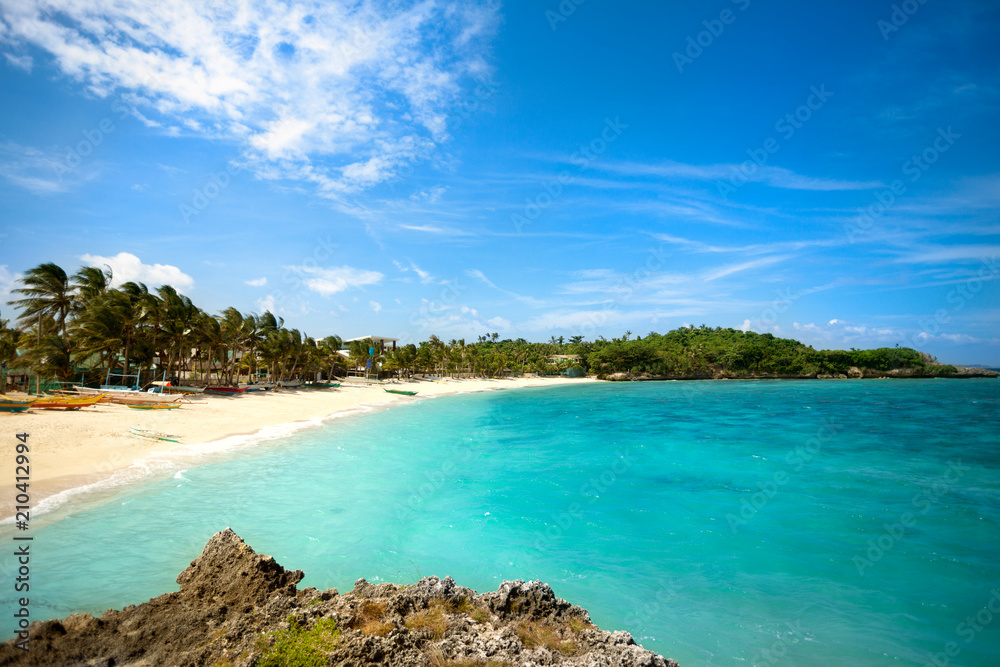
[579,327,985,380]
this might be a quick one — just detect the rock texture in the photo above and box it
[1,529,679,667]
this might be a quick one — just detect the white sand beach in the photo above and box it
[1,376,596,513]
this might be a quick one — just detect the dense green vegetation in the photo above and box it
[574,327,956,378]
[1,262,959,388]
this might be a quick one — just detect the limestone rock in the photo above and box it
[0,529,680,667]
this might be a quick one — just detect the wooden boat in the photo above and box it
[277,379,303,388]
[148,381,204,395]
[164,385,206,395]
[305,382,340,388]
[242,382,275,392]
[129,426,180,443]
[126,403,181,410]
[71,386,188,405]
[384,388,418,396]
[31,394,105,411]
[203,386,247,395]
[0,395,36,413]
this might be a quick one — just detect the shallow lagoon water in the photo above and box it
[3,379,999,665]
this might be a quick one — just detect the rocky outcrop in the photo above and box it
[1,529,678,667]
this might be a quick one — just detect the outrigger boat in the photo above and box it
[31,394,105,411]
[129,426,180,443]
[149,381,205,395]
[305,382,340,388]
[126,403,181,410]
[203,386,247,395]
[277,379,303,388]
[384,388,418,396]
[242,382,276,392]
[0,395,36,413]
[69,386,190,405]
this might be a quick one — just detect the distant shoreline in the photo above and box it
[599,367,999,382]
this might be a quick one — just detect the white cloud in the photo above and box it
[0,265,21,308]
[79,252,194,291]
[0,141,100,194]
[4,53,32,72]
[257,294,276,313]
[409,261,433,284]
[370,300,382,314]
[741,319,751,332]
[598,160,883,192]
[245,277,267,287]
[486,316,509,329]
[0,0,498,196]
[288,265,383,296]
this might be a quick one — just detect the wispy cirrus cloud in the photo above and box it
[0,0,498,196]
[581,159,883,192]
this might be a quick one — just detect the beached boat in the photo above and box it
[126,403,181,410]
[129,426,180,443]
[167,385,205,394]
[277,379,303,388]
[0,395,36,413]
[242,382,275,392]
[203,386,248,395]
[384,388,418,396]
[305,382,340,388]
[31,394,105,410]
[71,386,187,405]
[149,381,205,395]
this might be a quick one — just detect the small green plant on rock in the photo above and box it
[257,616,340,667]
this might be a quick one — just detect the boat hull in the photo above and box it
[126,403,181,410]
[384,389,418,396]
[204,386,248,395]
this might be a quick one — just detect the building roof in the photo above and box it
[342,335,399,343]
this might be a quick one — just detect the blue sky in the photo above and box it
[0,0,998,364]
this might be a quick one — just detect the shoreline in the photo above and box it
[1,376,596,520]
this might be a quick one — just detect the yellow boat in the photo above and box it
[31,394,106,411]
[126,403,181,410]
[0,395,37,413]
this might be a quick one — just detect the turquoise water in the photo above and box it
[3,380,999,665]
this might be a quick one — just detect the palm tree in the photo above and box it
[11,262,73,336]
[0,311,20,393]
[71,265,113,314]
[72,286,148,385]
[317,335,344,380]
